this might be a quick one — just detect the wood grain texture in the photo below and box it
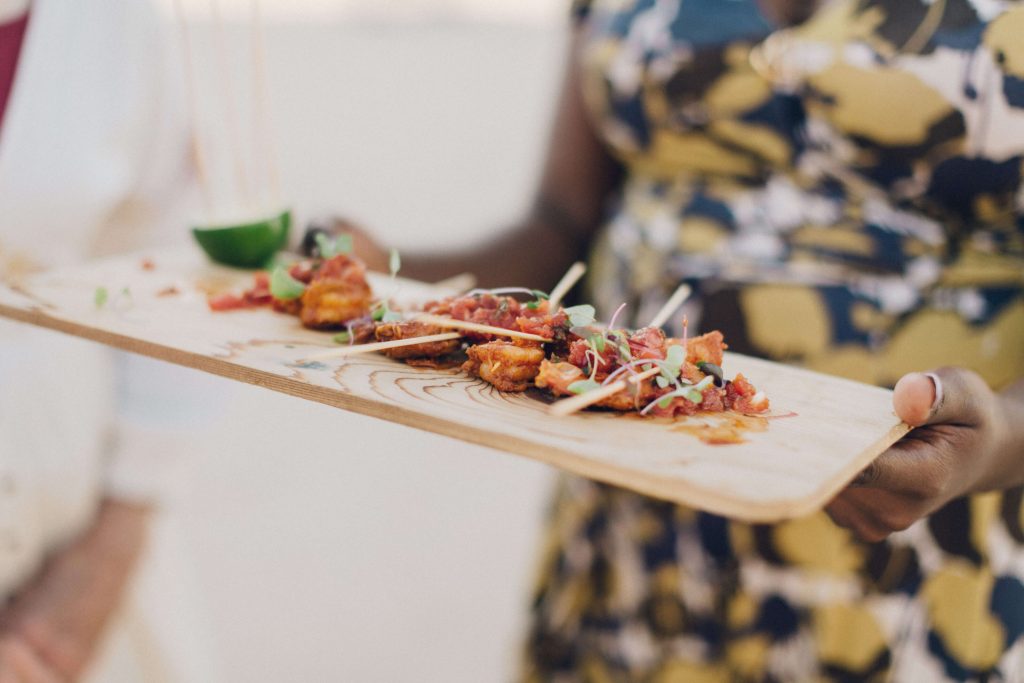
[0,248,911,521]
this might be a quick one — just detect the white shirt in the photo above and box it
[0,0,192,595]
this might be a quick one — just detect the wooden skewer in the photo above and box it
[301,333,462,362]
[548,261,586,311]
[549,283,694,416]
[648,283,692,329]
[170,0,214,214]
[210,0,252,209]
[414,314,551,343]
[549,367,661,417]
[249,0,280,204]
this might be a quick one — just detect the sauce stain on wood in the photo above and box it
[671,413,770,445]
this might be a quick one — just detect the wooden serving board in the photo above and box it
[0,248,910,522]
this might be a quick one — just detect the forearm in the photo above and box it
[399,208,589,291]
[1,498,151,678]
[402,28,620,291]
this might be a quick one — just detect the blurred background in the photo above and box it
[163,1,568,681]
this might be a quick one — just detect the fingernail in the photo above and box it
[923,372,944,416]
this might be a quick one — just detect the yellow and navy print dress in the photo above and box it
[523,1,1024,681]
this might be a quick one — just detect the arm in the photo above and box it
[0,499,149,682]
[352,29,622,291]
[826,370,1024,542]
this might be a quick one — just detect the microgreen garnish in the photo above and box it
[525,289,549,310]
[563,304,596,328]
[369,248,405,322]
[607,302,627,331]
[645,375,715,413]
[94,287,108,308]
[389,248,401,277]
[607,329,632,362]
[270,266,306,300]
[657,344,686,388]
[568,379,602,395]
[587,333,607,353]
[333,332,351,344]
[315,232,353,259]
[372,301,403,323]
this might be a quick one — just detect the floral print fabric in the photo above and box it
[523,2,1024,681]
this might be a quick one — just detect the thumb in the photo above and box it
[892,367,989,428]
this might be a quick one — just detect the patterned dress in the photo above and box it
[523,1,1024,681]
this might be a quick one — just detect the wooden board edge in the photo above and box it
[0,299,905,522]
[766,419,913,519]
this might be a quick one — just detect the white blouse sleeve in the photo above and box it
[100,0,209,505]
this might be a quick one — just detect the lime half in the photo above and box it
[192,209,292,269]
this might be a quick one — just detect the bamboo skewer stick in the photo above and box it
[648,283,692,329]
[171,0,214,215]
[302,333,462,362]
[547,261,586,311]
[248,0,280,204]
[549,368,661,417]
[548,283,694,416]
[307,277,559,364]
[305,312,550,363]
[413,314,550,342]
[210,0,252,210]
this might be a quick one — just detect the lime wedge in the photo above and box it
[192,209,292,268]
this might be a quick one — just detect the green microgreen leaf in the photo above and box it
[653,375,716,410]
[389,248,401,277]
[270,266,307,300]
[568,379,602,395]
[372,300,403,323]
[656,375,670,389]
[563,304,596,328]
[525,289,549,311]
[315,232,353,259]
[657,344,686,388]
[587,333,607,354]
[94,286,108,308]
[333,332,351,344]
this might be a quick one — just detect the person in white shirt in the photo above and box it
[0,1,219,680]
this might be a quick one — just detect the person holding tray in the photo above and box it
[0,1,218,681]
[349,0,1024,679]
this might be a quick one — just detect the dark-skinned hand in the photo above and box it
[825,368,1020,543]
